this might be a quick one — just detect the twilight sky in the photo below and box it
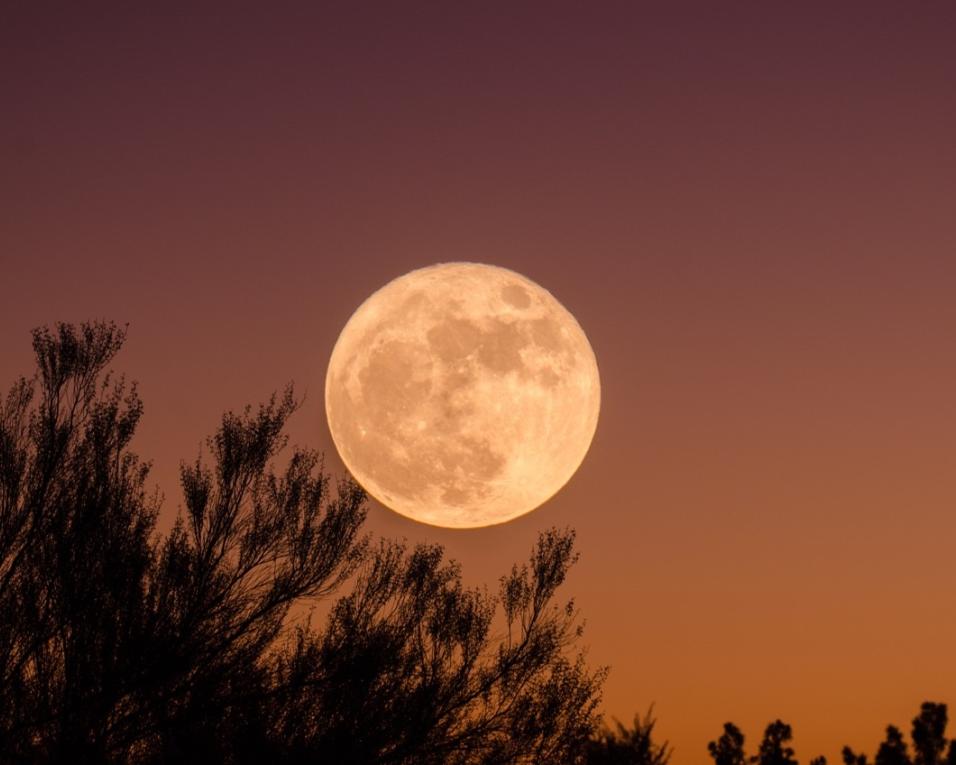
[2,3,955,761]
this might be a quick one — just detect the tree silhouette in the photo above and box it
[755,721,798,765]
[7,322,951,765]
[711,703,955,765]
[0,322,165,761]
[843,703,956,765]
[709,719,821,765]
[0,322,368,761]
[0,322,605,763]
[584,707,672,765]
[876,726,910,765]
[267,527,605,764]
[913,704,950,765]
[843,748,870,765]
[709,723,747,765]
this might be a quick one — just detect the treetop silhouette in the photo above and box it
[708,702,956,765]
[584,707,672,765]
[0,321,604,764]
[2,321,949,765]
[842,703,956,765]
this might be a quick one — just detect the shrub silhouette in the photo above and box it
[709,723,747,765]
[756,721,799,765]
[583,707,671,765]
[709,702,956,765]
[842,703,956,765]
[708,719,804,765]
[875,726,911,765]
[6,321,948,765]
[0,322,604,764]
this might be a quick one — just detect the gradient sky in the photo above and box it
[3,4,955,761]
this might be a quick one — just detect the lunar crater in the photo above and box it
[501,284,532,308]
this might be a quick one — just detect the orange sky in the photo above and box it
[2,4,955,761]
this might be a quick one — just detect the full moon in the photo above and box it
[325,263,600,528]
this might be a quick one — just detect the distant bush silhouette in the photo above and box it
[709,722,748,765]
[707,719,804,765]
[0,322,605,764]
[583,707,671,765]
[756,721,799,765]
[842,703,956,765]
[709,702,956,765]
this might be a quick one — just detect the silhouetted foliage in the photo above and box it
[584,707,671,765]
[843,748,870,765]
[709,723,747,765]
[756,721,798,765]
[843,703,956,765]
[876,726,910,765]
[713,703,955,765]
[912,704,950,765]
[8,322,949,765]
[0,322,605,764]
[709,719,819,765]
[261,527,605,764]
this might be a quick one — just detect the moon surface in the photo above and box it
[324,262,600,528]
